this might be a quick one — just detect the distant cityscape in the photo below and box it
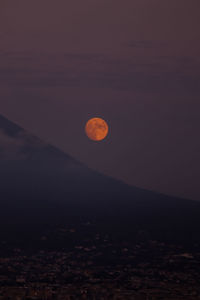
[0,222,200,299]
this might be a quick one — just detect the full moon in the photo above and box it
[85,117,109,141]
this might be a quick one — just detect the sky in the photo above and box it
[0,0,200,200]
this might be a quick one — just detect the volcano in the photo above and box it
[0,113,200,245]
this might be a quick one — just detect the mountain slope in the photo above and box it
[0,114,200,245]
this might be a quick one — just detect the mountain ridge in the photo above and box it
[0,113,200,246]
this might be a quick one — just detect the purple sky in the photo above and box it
[0,0,200,200]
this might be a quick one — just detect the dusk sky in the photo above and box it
[0,0,200,200]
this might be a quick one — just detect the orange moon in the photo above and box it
[85,118,109,141]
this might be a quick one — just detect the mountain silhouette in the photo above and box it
[0,114,200,245]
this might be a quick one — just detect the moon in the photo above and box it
[85,117,109,141]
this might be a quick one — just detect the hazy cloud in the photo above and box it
[0,129,46,159]
[0,129,24,159]
[125,40,166,48]
[0,50,200,94]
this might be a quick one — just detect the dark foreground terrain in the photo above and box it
[0,220,200,300]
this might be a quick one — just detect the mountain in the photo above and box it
[0,113,200,246]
